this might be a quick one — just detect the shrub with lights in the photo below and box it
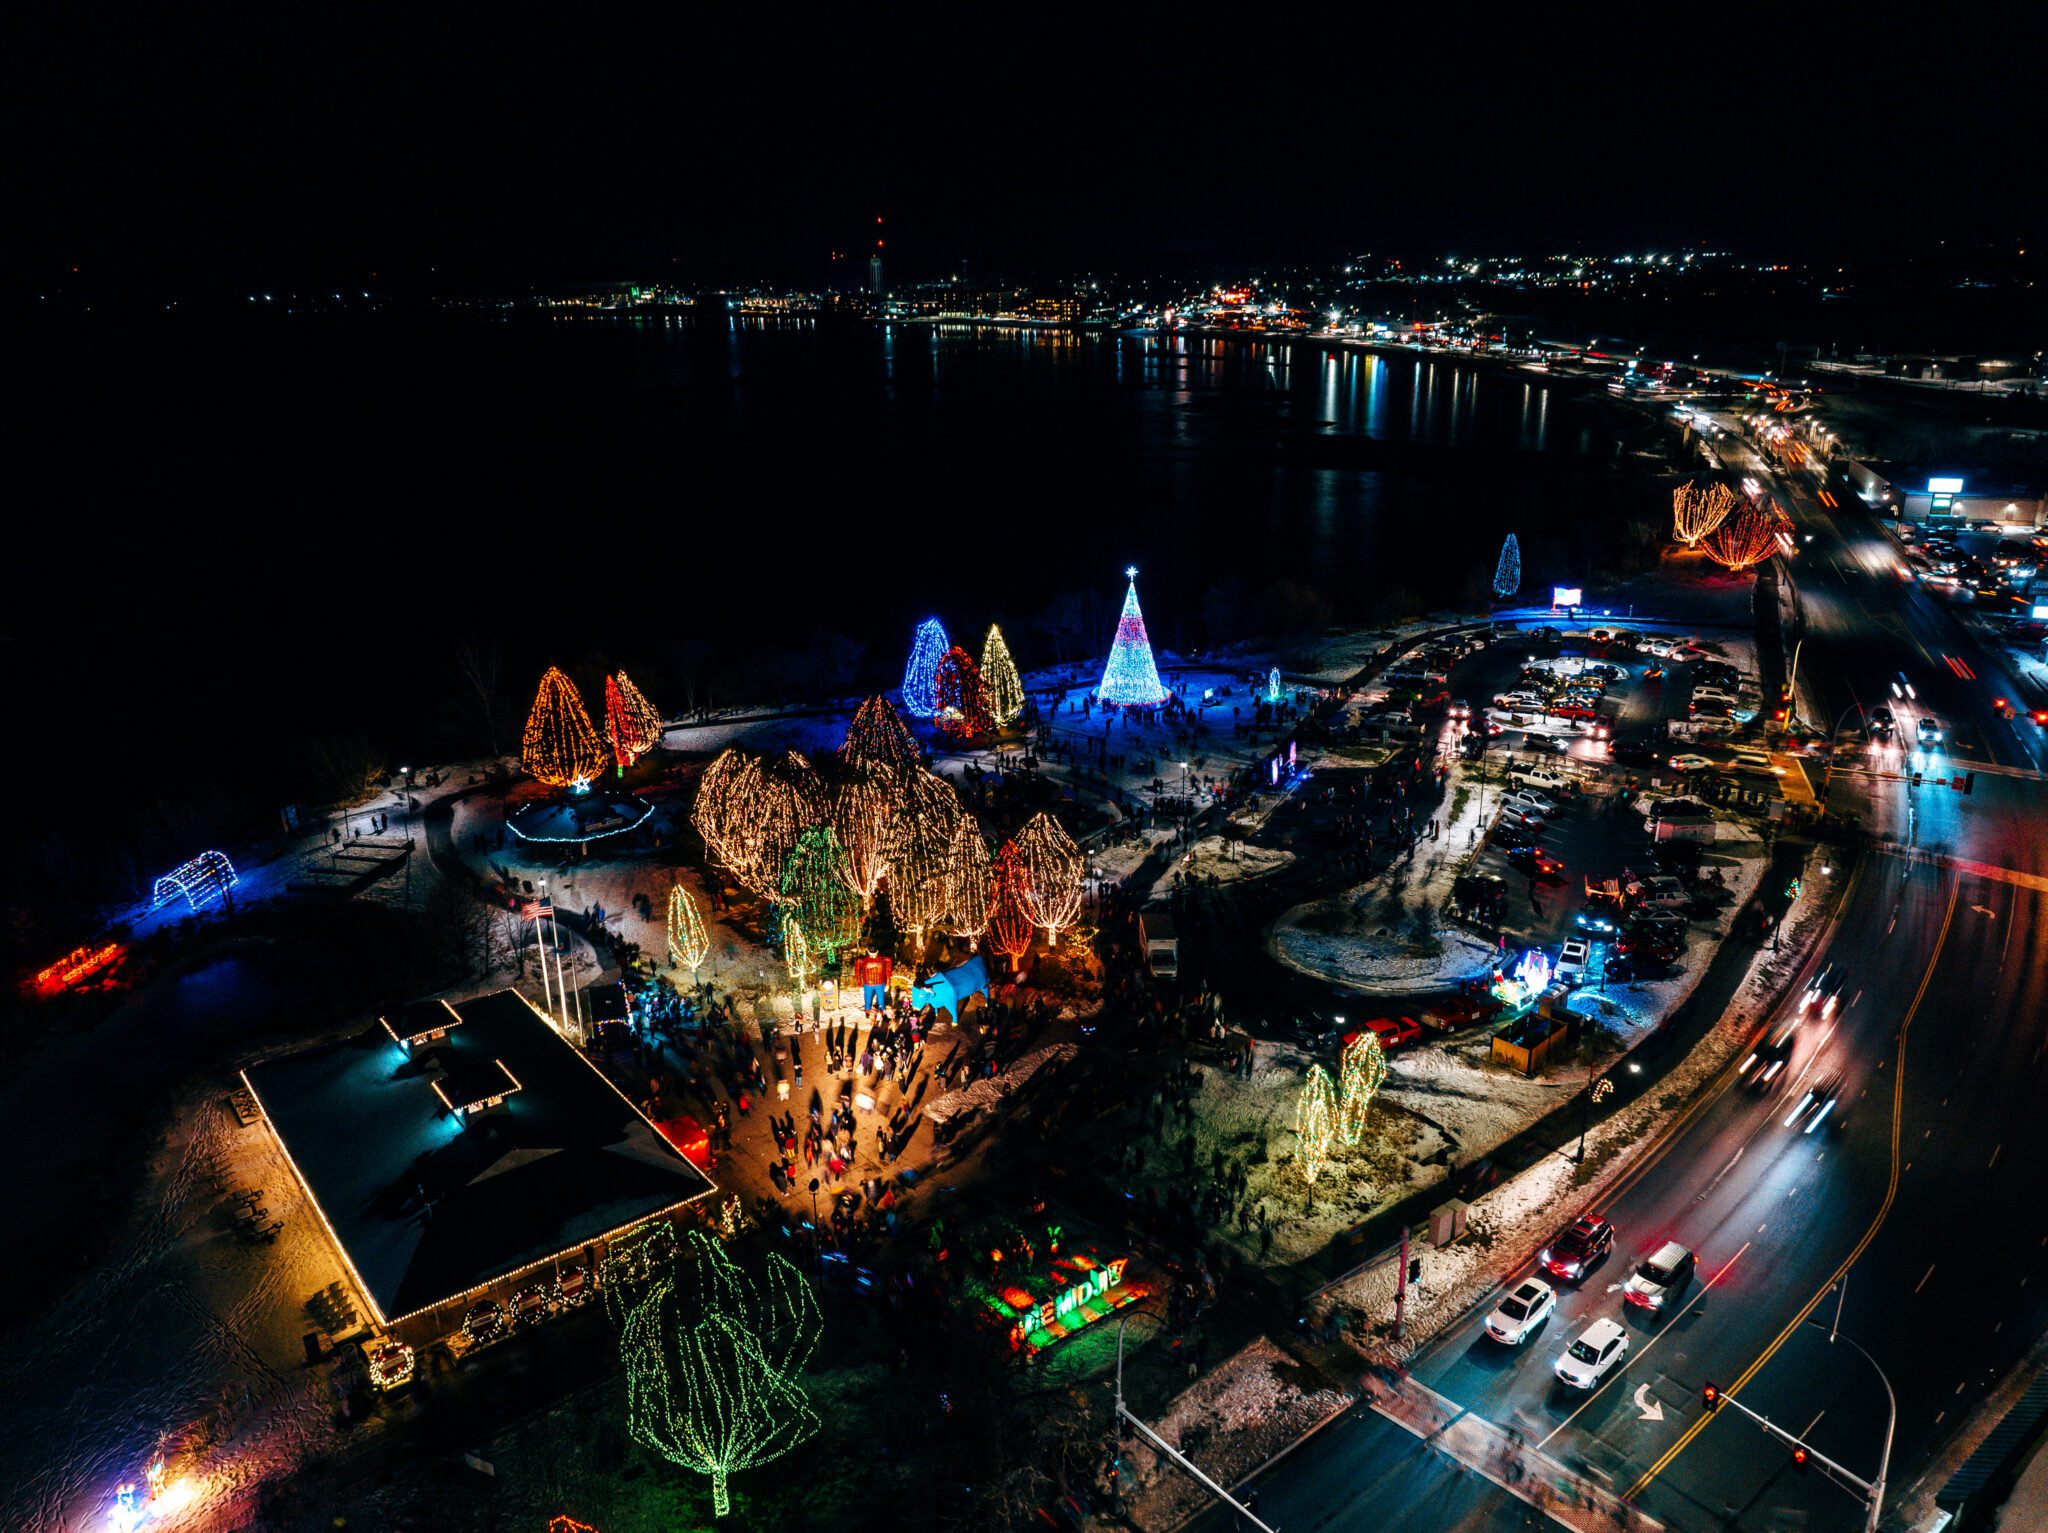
[603,671,664,774]
[1014,810,1084,940]
[667,882,709,975]
[1296,1065,1337,1184]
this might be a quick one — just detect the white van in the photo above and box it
[1509,766,1570,794]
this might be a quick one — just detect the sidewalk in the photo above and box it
[1365,1367,1661,1532]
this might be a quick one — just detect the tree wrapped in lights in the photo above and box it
[843,695,919,773]
[902,619,949,718]
[942,812,993,940]
[987,841,1035,967]
[1492,534,1522,601]
[1015,811,1084,940]
[779,909,814,988]
[523,667,607,787]
[822,760,897,908]
[933,646,992,738]
[1702,504,1783,573]
[981,625,1025,728]
[667,882,710,975]
[691,750,827,899]
[779,826,864,966]
[1296,1065,1337,1184]
[603,671,665,774]
[1335,1031,1387,1148]
[619,1230,822,1519]
[1267,667,1283,704]
[887,770,963,951]
[1671,481,1738,546]
[1098,567,1170,707]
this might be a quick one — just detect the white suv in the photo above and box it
[1554,1318,1629,1389]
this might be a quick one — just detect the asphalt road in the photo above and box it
[1180,437,2048,1531]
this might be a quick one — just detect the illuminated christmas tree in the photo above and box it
[1671,481,1738,546]
[667,882,710,975]
[987,841,1035,967]
[1335,1031,1387,1148]
[1702,504,1784,572]
[691,750,827,899]
[933,646,992,738]
[1492,534,1522,601]
[823,760,896,908]
[779,909,814,988]
[779,826,863,965]
[902,619,949,718]
[603,671,665,775]
[942,812,992,940]
[981,625,1025,727]
[1296,1065,1337,1184]
[1098,568,1170,707]
[619,1230,822,1519]
[522,667,608,787]
[887,770,963,951]
[1015,811,1084,940]
[844,695,919,773]
[1267,667,1283,704]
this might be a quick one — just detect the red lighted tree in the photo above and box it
[987,841,1035,968]
[604,671,664,774]
[1702,505,1784,572]
[933,646,992,738]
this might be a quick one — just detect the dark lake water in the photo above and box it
[25,312,1643,779]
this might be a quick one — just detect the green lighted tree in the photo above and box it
[1492,533,1522,601]
[620,1230,823,1518]
[779,825,863,965]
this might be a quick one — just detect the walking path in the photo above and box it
[1365,1368,1661,1532]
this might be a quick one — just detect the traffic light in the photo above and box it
[1911,771,1922,786]
[1791,1445,1810,1472]
[1702,1383,1722,1413]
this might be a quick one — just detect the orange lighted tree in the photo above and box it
[1702,505,1783,572]
[690,750,827,899]
[987,841,1035,967]
[604,671,665,774]
[843,695,919,773]
[523,668,607,787]
[1671,482,1738,546]
[1014,811,1084,940]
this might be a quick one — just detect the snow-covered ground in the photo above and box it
[1121,1335,1352,1532]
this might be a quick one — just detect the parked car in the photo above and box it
[1362,1016,1424,1051]
[1507,846,1566,881]
[1667,753,1713,772]
[1501,789,1558,817]
[1556,939,1590,983]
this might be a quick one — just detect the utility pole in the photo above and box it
[1395,1224,1408,1339]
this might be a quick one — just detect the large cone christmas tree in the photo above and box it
[1097,567,1170,707]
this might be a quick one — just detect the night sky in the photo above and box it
[19,6,2044,295]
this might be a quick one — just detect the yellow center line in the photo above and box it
[1625,877,1959,1502]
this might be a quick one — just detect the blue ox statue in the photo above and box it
[909,955,991,1022]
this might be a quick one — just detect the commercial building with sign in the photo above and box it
[1840,461,2045,527]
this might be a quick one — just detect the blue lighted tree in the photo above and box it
[1492,534,1522,601]
[902,618,948,718]
[1098,568,1170,707]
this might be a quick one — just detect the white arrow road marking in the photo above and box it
[1971,904,1998,918]
[1635,1384,1664,1423]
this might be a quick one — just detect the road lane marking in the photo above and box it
[1915,1265,1935,1293]
[1990,1145,2001,1168]
[1627,880,1960,1501]
[1537,1243,1750,1452]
